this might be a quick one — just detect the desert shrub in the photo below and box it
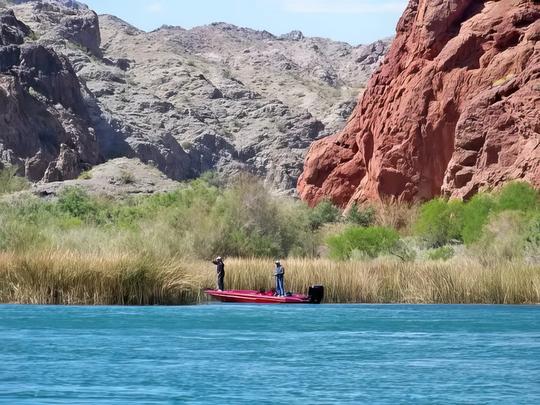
[163,175,317,259]
[414,199,464,247]
[0,175,319,258]
[496,181,538,212]
[78,171,92,180]
[118,171,135,185]
[427,246,455,261]
[308,199,340,230]
[326,226,400,260]
[0,166,29,195]
[389,238,417,262]
[1,170,536,263]
[181,141,193,150]
[524,213,540,262]
[525,213,540,248]
[474,211,529,262]
[460,182,538,246]
[374,200,417,232]
[56,187,100,220]
[461,193,496,245]
[346,204,375,227]
[199,171,225,188]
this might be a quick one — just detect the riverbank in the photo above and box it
[1,174,538,305]
[1,253,538,305]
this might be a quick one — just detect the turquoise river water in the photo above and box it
[0,304,539,404]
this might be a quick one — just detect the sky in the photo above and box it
[82,0,408,45]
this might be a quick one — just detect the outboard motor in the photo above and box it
[308,285,324,304]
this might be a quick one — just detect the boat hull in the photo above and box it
[204,289,311,304]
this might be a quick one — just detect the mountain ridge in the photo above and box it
[0,0,391,193]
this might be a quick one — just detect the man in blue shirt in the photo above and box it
[274,260,285,296]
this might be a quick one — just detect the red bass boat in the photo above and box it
[205,285,324,304]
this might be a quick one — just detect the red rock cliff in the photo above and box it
[298,0,540,206]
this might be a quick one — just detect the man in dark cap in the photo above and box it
[212,256,225,291]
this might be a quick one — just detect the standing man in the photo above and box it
[274,260,285,296]
[212,256,225,291]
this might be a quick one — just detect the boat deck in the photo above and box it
[204,289,310,304]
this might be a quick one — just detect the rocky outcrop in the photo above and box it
[9,0,100,54]
[0,9,99,181]
[0,7,30,44]
[298,0,540,206]
[3,0,390,193]
[32,157,181,198]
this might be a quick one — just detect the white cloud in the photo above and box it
[282,0,407,14]
[145,1,164,13]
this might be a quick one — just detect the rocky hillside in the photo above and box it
[0,0,390,193]
[0,7,100,182]
[299,0,540,206]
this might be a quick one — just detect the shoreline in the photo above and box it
[1,302,539,306]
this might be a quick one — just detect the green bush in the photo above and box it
[427,246,454,261]
[461,193,496,245]
[414,199,464,247]
[326,226,400,260]
[308,199,340,230]
[346,204,375,227]
[56,187,99,220]
[460,182,538,246]
[497,182,539,212]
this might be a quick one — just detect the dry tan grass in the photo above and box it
[197,258,540,304]
[373,199,419,234]
[1,252,538,305]
[0,251,202,305]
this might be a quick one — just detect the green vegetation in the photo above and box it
[0,166,538,304]
[461,193,495,244]
[327,226,400,260]
[414,199,463,247]
[346,204,376,227]
[427,246,455,261]
[78,170,93,180]
[0,166,29,195]
[308,199,340,230]
[0,174,319,258]
[414,182,539,250]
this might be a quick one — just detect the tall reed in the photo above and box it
[1,252,537,305]
[0,251,202,305]
[202,258,540,304]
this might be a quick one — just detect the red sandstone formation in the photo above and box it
[298,0,540,206]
